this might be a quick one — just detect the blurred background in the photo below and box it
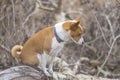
[0,0,120,78]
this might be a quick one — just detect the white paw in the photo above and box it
[44,70,52,77]
[49,68,53,74]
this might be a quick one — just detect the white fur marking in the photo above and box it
[37,54,42,69]
[37,52,51,76]
[70,37,84,45]
[54,22,65,40]
[51,37,64,48]
[54,22,71,42]
[16,51,21,55]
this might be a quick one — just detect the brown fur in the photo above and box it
[11,26,54,66]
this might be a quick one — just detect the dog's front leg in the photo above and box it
[37,52,51,77]
[48,46,63,74]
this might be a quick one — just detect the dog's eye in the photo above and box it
[77,33,80,36]
[77,32,81,35]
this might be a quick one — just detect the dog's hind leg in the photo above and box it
[37,52,51,77]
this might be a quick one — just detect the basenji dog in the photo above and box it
[11,18,84,76]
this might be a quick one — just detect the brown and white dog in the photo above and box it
[11,18,84,76]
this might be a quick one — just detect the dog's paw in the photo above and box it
[49,68,53,74]
[44,71,52,77]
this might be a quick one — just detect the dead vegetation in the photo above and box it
[0,0,120,80]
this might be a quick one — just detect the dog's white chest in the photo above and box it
[51,37,64,49]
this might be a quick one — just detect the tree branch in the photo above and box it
[97,34,120,76]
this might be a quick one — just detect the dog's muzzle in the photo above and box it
[78,37,84,45]
[71,37,84,45]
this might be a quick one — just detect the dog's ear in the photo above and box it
[75,17,81,22]
[63,18,81,31]
[70,20,80,30]
[63,22,73,31]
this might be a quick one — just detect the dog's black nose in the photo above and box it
[78,37,84,45]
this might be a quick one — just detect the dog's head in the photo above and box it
[62,18,84,45]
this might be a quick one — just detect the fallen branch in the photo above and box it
[0,66,44,80]
[0,57,119,80]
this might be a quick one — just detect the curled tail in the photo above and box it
[11,45,23,59]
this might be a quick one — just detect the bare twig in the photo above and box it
[2,22,10,36]
[116,0,120,4]
[97,67,113,77]
[95,15,111,48]
[0,44,10,53]
[105,16,115,39]
[11,0,16,28]
[97,67,120,77]
[22,12,33,28]
[0,16,6,21]
[97,34,120,76]
[36,0,55,11]
[49,0,58,8]
[85,35,102,44]
[84,44,97,53]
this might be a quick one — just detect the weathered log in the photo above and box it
[0,66,47,80]
[0,57,119,80]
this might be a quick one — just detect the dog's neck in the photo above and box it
[54,22,70,43]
